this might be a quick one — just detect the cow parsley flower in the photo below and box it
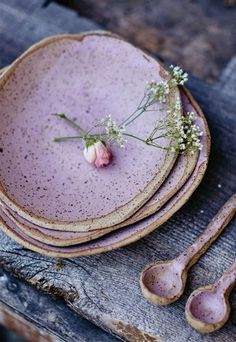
[165,110,203,154]
[53,63,203,168]
[100,115,126,148]
[146,80,170,103]
[169,65,188,86]
[184,112,203,154]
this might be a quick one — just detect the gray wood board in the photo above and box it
[0,0,99,68]
[0,76,236,342]
[0,0,116,341]
[0,0,236,341]
[215,56,236,95]
[0,267,117,342]
[52,0,236,82]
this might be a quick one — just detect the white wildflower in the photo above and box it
[54,64,200,160]
[146,80,170,103]
[169,65,188,86]
[182,112,203,154]
[100,115,126,148]
[172,99,182,115]
[163,110,203,154]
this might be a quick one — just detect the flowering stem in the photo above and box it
[123,133,167,149]
[53,65,202,156]
[123,133,147,143]
[54,133,107,143]
[148,143,168,149]
[54,136,84,142]
[120,108,140,126]
[124,94,156,127]
[125,108,146,127]
[119,95,145,127]
[52,113,87,135]
[151,133,169,141]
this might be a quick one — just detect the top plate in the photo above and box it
[0,32,180,231]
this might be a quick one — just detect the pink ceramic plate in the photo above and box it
[0,153,197,246]
[0,89,199,246]
[0,88,211,256]
[0,32,181,232]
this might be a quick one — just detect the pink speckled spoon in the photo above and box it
[140,193,236,305]
[186,261,236,333]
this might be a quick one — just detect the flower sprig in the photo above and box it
[100,115,126,148]
[53,65,202,168]
[169,65,188,86]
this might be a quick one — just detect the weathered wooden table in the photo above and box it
[0,1,236,341]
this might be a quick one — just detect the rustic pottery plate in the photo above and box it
[0,88,210,256]
[0,32,181,232]
[0,152,197,246]
[0,63,197,235]
[0,89,199,246]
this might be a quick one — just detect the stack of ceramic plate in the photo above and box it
[0,32,210,257]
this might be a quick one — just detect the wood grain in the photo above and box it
[0,76,235,341]
[0,268,117,342]
[52,0,236,82]
[0,0,235,341]
[0,0,99,69]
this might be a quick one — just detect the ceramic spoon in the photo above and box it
[185,261,236,333]
[140,193,236,305]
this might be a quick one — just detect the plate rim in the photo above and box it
[0,87,211,257]
[0,31,181,231]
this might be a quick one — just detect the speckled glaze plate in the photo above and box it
[0,154,197,246]
[0,32,181,232]
[0,88,211,256]
[0,88,199,246]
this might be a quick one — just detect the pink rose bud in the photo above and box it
[83,141,112,168]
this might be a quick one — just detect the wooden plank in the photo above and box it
[0,78,235,341]
[0,303,59,342]
[0,1,236,341]
[0,0,99,68]
[225,0,236,7]
[0,1,118,341]
[52,0,236,82]
[0,268,118,342]
[215,56,236,95]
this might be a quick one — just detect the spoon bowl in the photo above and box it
[140,260,187,305]
[140,193,236,306]
[185,260,236,333]
[185,285,230,333]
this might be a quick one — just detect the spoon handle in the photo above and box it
[177,193,236,269]
[215,261,236,293]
